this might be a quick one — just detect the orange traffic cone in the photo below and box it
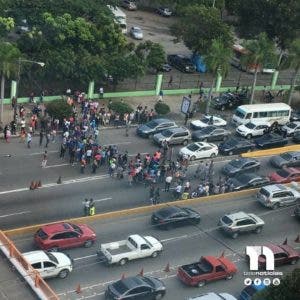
[76,284,81,294]
[121,273,125,280]
[164,263,170,272]
[37,180,42,188]
[295,235,300,243]
[29,181,35,190]
[283,238,288,245]
[139,268,144,276]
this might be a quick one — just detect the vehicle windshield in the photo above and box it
[161,129,173,137]
[36,229,48,240]
[229,159,243,167]
[146,120,159,129]
[245,122,256,129]
[280,153,292,160]
[221,216,233,225]
[113,281,128,294]
[200,117,210,124]
[276,169,290,178]
[70,223,83,234]
[287,122,297,129]
[186,143,200,151]
[235,109,246,119]
[46,252,58,264]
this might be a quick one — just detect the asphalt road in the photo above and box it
[11,194,300,300]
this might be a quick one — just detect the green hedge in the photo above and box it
[108,101,133,115]
[154,101,170,115]
[46,100,73,120]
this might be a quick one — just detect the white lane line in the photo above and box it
[102,141,131,146]
[29,150,57,156]
[0,188,28,195]
[73,254,97,261]
[161,235,188,242]
[44,163,69,168]
[0,211,31,218]
[94,197,112,202]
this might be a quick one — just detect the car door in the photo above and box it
[214,265,227,280]
[64,231,82,247]
[126,286,152,300]
[212,129,223,141]
[274,252,289,266]
[42,260,58,278]
[172,132,182,144]
[256,125,267,136]
[49,233,67,249]
[198,146,212,158]
[140,244,152,258]
[236,219,256,233]
[31,262,43,277]
[279,191,296,206]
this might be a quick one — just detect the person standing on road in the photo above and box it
[154,187,160,204]
[149,184,155,205]
[83,199,90,216]
[41,150,48,168]
[45,131,50,148]
[165,174,172,192]
[27,132,32,148]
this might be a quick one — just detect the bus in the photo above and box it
[232,103,291,126]
[108,6,127,34]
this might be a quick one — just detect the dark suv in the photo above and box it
[167,54,196,73]
[213,92,241,111]
[136,118,177,138]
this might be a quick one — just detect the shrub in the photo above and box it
[46,100,73,120]
[108,101,133,115]
[155,101,170,115]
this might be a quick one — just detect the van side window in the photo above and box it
[253,112,259,118]
[259,112,267,118]
[246,113,251,119]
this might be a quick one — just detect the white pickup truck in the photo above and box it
[97,234,163,266]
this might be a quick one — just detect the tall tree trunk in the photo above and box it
[205,77,215,114]
[288,68,299,105]
[0,74,5,123]
[250,69,258,104]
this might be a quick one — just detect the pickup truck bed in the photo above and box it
[181,262,212,277]
[108,244,131,255]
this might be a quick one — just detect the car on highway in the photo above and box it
[281,121,300,136]
[293,131,300,143]
[268,167,300,183]
[218,137,255,156]
[121,0,137,10]
[294,205,300,220]
[98,234,163,266]
[190,115,227,130]
[34,222,96,251]
[270,151,300,168]
[192,126,230,142]
[226,173,270,191]
[130,26,143,40]
[23,250,73,279]
[151,206,201,229]
[167,54,196,73]
[240,283,266,300]
[188,293,237,300]
[179,142,218,161]
[218,211,265,239]
[236,121,270,139]
[254,133,288,149]
[153,126,191,146]
[213,92,242,111]
[136,118,177,138]
[256,242,300,268]
[156,7,172,17]
[256,184,300,209]
[105,275,166,300]
[222,157,260,177]
[177,255,237,287]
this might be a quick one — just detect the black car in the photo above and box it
[254,133,288,149]
[167,54,196,73]
[227,173,270,191]
[213,92,241,111]
[218,137,255,156]
[192,126,230,142]
[105,275,166,300]
[151,206,200,229]
[291,110,300,122]
[222,157,260,177]
[294,205,300,220]
[136,118,177,138]
[293,131,300,143]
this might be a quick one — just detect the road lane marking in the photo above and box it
[94,197,112,202]
[73,254,97,261]
[44,163,70,168]
[29,150,57,156]
[161,235,188,242]
[0,211,31,218]
[103,141,131,146]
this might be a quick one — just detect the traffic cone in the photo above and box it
[57,176,62,184]
[164,263,170,272]
[283,238,288,245]
[76,284,81,294]
[295,235,300,243]
[37,180,42,188]
[29,181,35,190]
[121,273,125,280]
[139,268,144,276]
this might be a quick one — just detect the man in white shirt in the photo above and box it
[165,175,172,192]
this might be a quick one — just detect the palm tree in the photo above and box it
[204,38,232,114]
[287,38,300,105]
[0,42,20,122]
[242,33,276,104]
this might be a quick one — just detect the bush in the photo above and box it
[108,101,133,115]
[154,101,170,115]
[46,100,73,120]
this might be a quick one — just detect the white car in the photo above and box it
[190,115,227,130]
[281,121,300,136]
[179,142,218,161]
[130,26,143,40]
[236,121,270,139]
[23,250,72,279]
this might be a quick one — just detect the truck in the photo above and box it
[97,234,163,266]
[108,5,127,34]
[177,255,237,287]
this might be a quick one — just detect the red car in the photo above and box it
[34,222,97,251]
[177,255,237,287]
[268,167,300,183]
[258,243,300,268]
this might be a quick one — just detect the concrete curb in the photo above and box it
[3,188,256,237]
[241,145,300,158]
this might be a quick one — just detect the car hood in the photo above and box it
[144,236,162,248]
[237,124,250,133]
[191,120,208,128]
[52,252,72,266]
[153,133,167,141]
[179,147,193,156]
[78,224,96,237]
[137,124,152,132]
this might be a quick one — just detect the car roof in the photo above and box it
[152,118,172,124]
[156,206,182,216]
[132,26,141,30]
[261,184,288,193]
[203,115,223,120]
[194,142,215,147]
[226,211,250,220]
[229,157,254,164]
[264,243,288,254]
[23,250,49,263]
[117,275,150,290]
[167,126,189,133]
[40,222,73,234]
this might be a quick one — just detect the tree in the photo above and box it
[241,33,276,104]
[0,16,14,38]
[204,39,232,113]
[253,269,300,300]
[46,99,73,120]
[171,4,233,56]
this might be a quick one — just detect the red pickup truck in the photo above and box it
[177,255,237,287]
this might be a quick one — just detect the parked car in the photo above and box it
[105,275,166,300]
[167,54,196,73]
[192,126,230,142]
[121,0,137,10]
[256,184,300,209]
[281,121,300,136]
[294,205,300,220]
[34,222,96,251]
[177,255,237,287]
[240,283,266,300]
[268,167,300,183]
[218,211,265,239]
[189,293,237,300]
[179,142,218,161]
[151,206,200,229]
[222,157,260,177]
[190,115,227,130]
[270,151,300,168]
[218,137,255,156]
[236,121,270,139]
[290,110,300,122]
[136,119,177,138]
[130,26,143,39]
[293,131,300,143]
[227,173,270,191]
[156,7,172,17]
[153,126,191,146]
[213,92,242,111]
[97,234,163,266]
[254,133,288,149]
[23,250,73,279]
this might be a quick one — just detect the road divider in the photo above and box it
[3,188,257,237]
[241,144,300,158]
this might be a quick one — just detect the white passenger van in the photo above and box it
[232,103,291,126]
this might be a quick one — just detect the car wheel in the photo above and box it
[48,247,59,252]
[226,274,233,280]
[221,105,225,111]
[190,155,196,161]
[229,151,233,156]
[151,251,159,258]
[210,153,216,158]
[273,203,280,210]
[58,269,69,279]
[254,227,263,234]
[84,240,93,248]
[246,134,252,139]
[155,292,164,300]
[231,232,239,239]
[290,259,298,265]
[197,280,206,287]
[119,258,128,266]
[183,140,188,146]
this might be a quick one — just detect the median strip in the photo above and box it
[241,144,300,158]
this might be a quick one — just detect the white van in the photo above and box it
[23,250,73,279]
[232,103,291,126]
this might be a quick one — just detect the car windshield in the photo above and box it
[280,153,292,160]
[245,122,256,129]
[187,143,200,151]
[133,28,141,33]
[146,120,159,129]
[161,129,173,137]
[259,188,270,198]
[226,138,238,146]
[200,117,210,124]
[45,252,58,264]
[276,169,290,178]
[113,281,128,294]
[235,109,246,119]
[221,215,233,225]
[201,127,215,134]
[287,123,297,129]
[36,229,48,240]
[70,223,83,234]
[229,159,244,167]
